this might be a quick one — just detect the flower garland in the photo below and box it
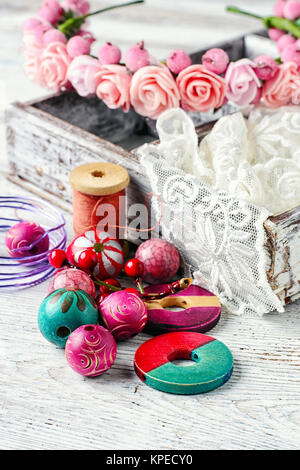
[23,0,300,120]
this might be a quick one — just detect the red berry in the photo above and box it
[77,250,98,271]
[124,258,144,278]
[48,249,66,268]
[99,278,121,294]
[124,287,141,297]
[97,292,110,308]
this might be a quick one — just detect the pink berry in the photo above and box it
[78,30,95,47]
[268,27,285,41]
[274,0,286,16]
[67,35,91,58]
[43,29,67,46]
[253,55,279,80]
[23,18,43,32]
[277,34,296,53]
[38,0,63,24]
[281,43,300,65]
[124,42,150,72]
[201,48,229,74]
[283,0,300,20]
[98,42,122,65]
[166,49,192,74]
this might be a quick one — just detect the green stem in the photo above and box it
[226,6,263,20]
[226,5,300,38]
[83,0,144,19]
[94,279,122,292]
[59,0,144,36]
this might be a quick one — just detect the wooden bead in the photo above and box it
[38,288,98,348]
[144,284,221,334]
[134,332,233,395]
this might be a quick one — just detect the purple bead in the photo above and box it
[65,324,117,376]
[5,221,49,262]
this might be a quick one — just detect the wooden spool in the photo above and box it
[69,162,130,237]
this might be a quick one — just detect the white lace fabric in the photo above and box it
[137,107,300,316]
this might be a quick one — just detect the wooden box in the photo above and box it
[5,32,300,310]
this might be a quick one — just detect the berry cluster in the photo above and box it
[23,0,300,120]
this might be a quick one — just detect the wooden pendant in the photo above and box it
[134,332,233,395]
[144,284,221,334]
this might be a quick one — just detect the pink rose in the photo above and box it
[67,55,101,97]
[95,64,132,113]
[130,65,180,119]
[225,58,262,106]
[24,54,43,86]
[39,42,72,91]
[262,62,300,108]
[176,64,226,112]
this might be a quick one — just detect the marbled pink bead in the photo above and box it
[5,221,49,261]
[135,238,180,284]
[65,325,117,377]
[201,48,229,74]
[99,291,148,341]
[48,267,96,297]
[268,27,285,42]
[277,34,296,53]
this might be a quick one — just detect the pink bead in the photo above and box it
[38,0,63,24]
[43,29,67,46]
[274,0,286,16]
[201,48,229,74]
[5,221,49,262]
[99,291,148,341]
[277,34,296,52]
[166,49,192,74]
[67,35,91,58]
[283,0,300,20]
[281,43,300,65]
[65,325,117,377]
[124,43,150,72]
[268,27,285,41]
[253,55,279,80]
[98,42,122,65]
[48,268,96,297]
[135,238,180,284]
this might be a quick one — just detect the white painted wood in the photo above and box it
[1,0,300,451]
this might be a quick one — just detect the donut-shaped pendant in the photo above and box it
[144,284,221,334]
[134,332,233,395]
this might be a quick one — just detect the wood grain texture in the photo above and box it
[1,0,300,451]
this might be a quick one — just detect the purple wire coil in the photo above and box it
[0,196,67,289]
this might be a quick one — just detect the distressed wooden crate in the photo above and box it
[4,32,300,309]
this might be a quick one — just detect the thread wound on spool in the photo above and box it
[70,163,130,238]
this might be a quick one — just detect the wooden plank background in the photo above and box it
[0,0,300,451]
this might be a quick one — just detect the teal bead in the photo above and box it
[38,288,98,348]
